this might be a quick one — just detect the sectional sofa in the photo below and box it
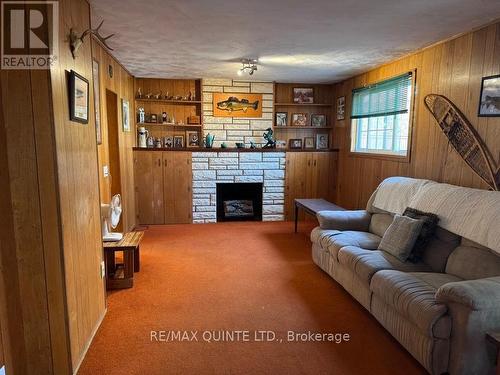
[311,177,500,375]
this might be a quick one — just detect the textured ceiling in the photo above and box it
[89,0,500,83]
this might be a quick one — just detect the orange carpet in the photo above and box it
[78,222,426,375]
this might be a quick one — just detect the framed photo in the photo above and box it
[122,99,130,132]
[149,113,157,123]
[311,114,326,127]
[304,137,315,149]
[337,96,345,120]
[316,133,329,150]
[291,113,308,126]
[164,136,173,148]
[92,60,102,143]
[186,130,200,147]
[275,112,288,126]
[69,70,89,124]
[293,87,314,104]
[173,135,184,148]
[289,138,303,149]
[478,74,500,117]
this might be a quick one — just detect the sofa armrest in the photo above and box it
[436,277,500,311]
[316,210,371,231]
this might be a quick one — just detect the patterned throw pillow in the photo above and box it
[403,207,439,263]
[378,214,424,262]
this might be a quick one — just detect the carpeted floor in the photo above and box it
[78,222,426,375]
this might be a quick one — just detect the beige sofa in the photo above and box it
[311,177,500,375]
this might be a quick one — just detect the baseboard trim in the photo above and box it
[72,308,107,375]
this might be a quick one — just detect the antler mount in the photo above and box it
[70,20,114,58]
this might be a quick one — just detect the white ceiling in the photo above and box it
[89,0,500,83]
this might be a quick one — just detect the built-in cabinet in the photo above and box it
[134,151,192,224]
[284,152,337,220]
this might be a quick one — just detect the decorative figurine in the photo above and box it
[146,136,154,148]
[155,138,162,148]
[220,142,228,149]
[250,140,256,149]
[205,133,215,148]
[262,128,276,148]
[136,88,142,99]
[138,107,145,123]
[188,91,193,101]
[154,91,162,99]
[162,112,168,124]
[145,92,152,99]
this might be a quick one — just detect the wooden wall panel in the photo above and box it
[50,0,106,370]
[334,22,500,209]
[92,38,136,231]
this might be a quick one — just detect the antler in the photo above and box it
[70,20,114,59]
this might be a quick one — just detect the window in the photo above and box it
[350,72,413,157]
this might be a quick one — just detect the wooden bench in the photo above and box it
[294,198,345,233]
[103,231,144,289]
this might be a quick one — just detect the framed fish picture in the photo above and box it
[478,74,500,117]
[213,93,263,117]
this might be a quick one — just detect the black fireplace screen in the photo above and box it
[216,183,263,222]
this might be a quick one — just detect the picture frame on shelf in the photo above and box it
[188,115,201,124]
[293,87,314,104]
[311,114,326,127]
[68,70,89,124]
[173,135,184,148]
[275,112,288,126]
[478,74,500,117]
[164,136,173,148]
[316,133,329,150]
[186,130,200,148]
[337,96,345,120]
[149,113,157,123]
[304,137,315,149]
[291,113,308,126]
[289,138,303,149]
[92,60,101,143]
[122,99,130,132]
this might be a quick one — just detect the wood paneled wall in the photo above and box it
[92,38,136,231]
[50,0,106,371]
[333,21,500,209]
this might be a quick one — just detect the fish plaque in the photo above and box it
[213,93,263,117]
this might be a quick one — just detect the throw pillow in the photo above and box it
[378,214,424,262]
[403,207,439,263]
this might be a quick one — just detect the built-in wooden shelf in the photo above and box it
[133,147,339,153]
[274,102,333,107]
[135,98,202,104]
[136,123,202,128]
[274,126,333,130]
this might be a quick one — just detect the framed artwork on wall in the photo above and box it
[478,74,500,117]
[92,60,102,143]
[337,96,345,120]
[311,114,326,127]
[186,130,200,147]
[173,135,184,148]
[69,70,89,124]
[122,99,130,132]
[289,138,303,149]
[304,137,315,149]
[291,113,308,126]
[275,112,288,126]
[213,93,263,118]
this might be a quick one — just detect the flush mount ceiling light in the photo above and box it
[237,59,258,76]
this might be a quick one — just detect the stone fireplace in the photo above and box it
[216,182,263,222]
[192,151,285,223]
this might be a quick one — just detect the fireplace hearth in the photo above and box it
[216,183,263,222]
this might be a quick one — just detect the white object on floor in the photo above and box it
[101,194,123,242]
[1,366,5,375]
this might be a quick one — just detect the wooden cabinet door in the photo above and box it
[311,152,337,201]
[134,151,164,224]
[284,152,310,221]
[164,152,192,224]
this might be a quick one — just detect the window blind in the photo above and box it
[351,72,412,119]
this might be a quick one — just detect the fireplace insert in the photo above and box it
[216,183,263,222]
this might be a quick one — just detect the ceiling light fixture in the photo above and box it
[237,59,258,76]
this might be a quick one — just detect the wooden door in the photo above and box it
[284,152,310,221]
[134,151,164,224]
[164,152,192,224]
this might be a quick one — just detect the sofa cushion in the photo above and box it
[337,246,432,284]
[371,270,459,338]
[316,210,371,231]
[378,215,424,262]
[421,227,460,273]
[311,228,381,260]
[368,213,393,237]
[445,245,500,280]
[403,207,439,263]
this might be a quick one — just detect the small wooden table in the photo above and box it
[103,231,144,289]
[294,198,345,233]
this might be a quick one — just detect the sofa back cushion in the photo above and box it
[369,213,393,237]
[422,227,460,273]
[445,244,500,280]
